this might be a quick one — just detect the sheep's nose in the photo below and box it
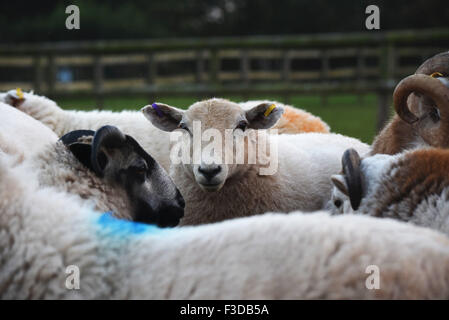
[158,203,184,227]
[198,165,222,181]
[176,190,185,208]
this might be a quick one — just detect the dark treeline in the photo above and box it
[0,0,447,43]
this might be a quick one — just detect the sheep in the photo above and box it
[0,104,184,226]
[329,148,449,237]
[1,91,330,170]
[371,51,449,155]
[239,100,330,134]
[2,154,449,300]
[142,98,370,225]
[0,102,58,161]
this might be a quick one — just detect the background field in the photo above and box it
[5,1,443,146]
[58,94,383,144]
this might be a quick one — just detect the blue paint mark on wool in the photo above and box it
[97,212,164,236]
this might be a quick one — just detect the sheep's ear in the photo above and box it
[141,103,184,132]
[245,103,284,130]
[67,143,94,171]
[4,89,25,108]
[331,174,348,196]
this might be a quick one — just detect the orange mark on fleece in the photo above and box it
[403,149,449,183]
[275,106,330,134]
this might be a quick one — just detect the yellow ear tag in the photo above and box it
[430,72,443,78]
[264,104,276,117]
[16,88,24,100]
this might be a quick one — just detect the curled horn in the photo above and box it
[342,148,362,210]
[393,74,449,124]
[59,130,95,146]
[91,125,127,177]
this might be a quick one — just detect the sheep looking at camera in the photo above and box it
[330,148,449,237]
[1,91,331,170]
[142,98,369,225]
[2,155,449,299]
[371,52,449,155]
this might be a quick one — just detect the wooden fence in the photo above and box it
[0,28,448,130]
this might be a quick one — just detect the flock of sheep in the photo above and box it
[1,51,449,299]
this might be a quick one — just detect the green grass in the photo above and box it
[58,94,381,144]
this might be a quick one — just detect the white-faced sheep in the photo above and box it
[330,148,449,237]
[142,98,370,225]
[2,154,449,299]
[1,91,330,170]
[371,51,449,155]
[0,104,184,226]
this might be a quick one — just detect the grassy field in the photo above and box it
[58,94,388,144]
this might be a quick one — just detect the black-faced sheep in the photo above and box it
[330,148,449,237]
[0,103,184,226]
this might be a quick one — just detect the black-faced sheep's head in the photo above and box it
[330,147,449,219]
[60,126,184,227]
[329,148,399,214]
[141,98,283,192]
[395,52,449,148]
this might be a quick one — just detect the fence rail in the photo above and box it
[1,28,448,130]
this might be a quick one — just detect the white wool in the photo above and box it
[0,102,57,160]
[170,115,370,224]
[1,157,449,299]
[0,104,133,220]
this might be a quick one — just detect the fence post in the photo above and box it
[320,49,329,106]
[281,50,291,103]
[33,55,43,93]
[195,50,204,83]
[356,48,365,106]
[93,55,104,110]
[47,54,57,95]
[147,52,156,85]
[240,49,249,85]
[146,53,156,104]
[376,44,395,131]
[209,49,220,85]
[281,50,291,82]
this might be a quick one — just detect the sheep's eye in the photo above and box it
[429,107,440,122]
[235,121,248,132]
[334,199,342,208]
[178,122,190,133]
[131,164,147,176]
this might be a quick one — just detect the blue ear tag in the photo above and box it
[152,103,163,117]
